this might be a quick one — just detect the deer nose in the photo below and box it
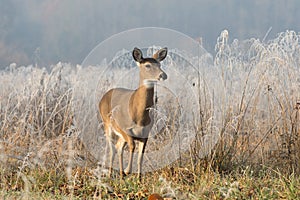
[159,72,167,80]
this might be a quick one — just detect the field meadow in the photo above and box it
[1,30,300,199]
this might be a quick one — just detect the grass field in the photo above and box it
[1,31,300,199]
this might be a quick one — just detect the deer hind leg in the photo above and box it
[124,137,135,175]
[105,124,115,177]
[137,138,148,181]
[115,137,126,178]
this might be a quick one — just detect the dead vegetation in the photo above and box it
[1,31,300,199]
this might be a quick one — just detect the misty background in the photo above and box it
[0,0,299,69]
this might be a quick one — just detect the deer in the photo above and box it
[99,47,168,180]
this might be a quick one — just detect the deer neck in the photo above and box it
[129,83,154,126]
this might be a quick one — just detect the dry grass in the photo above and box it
[0,165,299,199]
[1,31,300,199]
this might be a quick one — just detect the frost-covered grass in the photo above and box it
[1,31,300,199]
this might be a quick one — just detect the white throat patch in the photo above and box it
[143,79,156,88]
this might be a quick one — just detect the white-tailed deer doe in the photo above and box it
[99,47,168,180]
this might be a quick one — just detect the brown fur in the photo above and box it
[129,86,154,126]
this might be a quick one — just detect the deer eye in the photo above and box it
[145,64,151,68]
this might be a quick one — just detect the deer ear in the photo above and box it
[132,47,143,62]
[153,47,168,61]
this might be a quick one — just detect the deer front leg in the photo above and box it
[137,138,148,181]
[124,137,135,175]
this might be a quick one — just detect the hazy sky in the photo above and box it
[0,0,299,68]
